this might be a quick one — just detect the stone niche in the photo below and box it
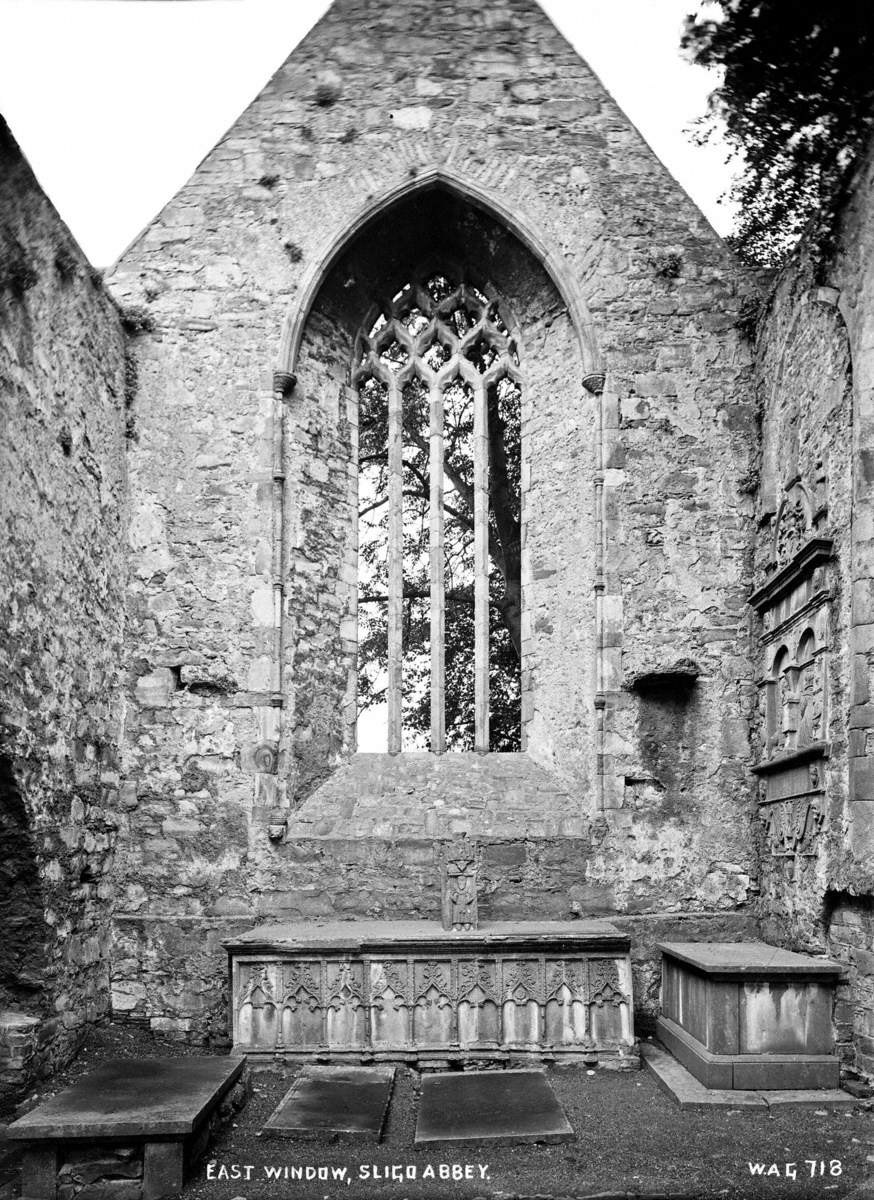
[225,920,635,1067]
[750,482,833,876]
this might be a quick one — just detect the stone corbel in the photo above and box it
[272,371,297,399]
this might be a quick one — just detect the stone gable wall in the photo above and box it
[107,0,759,1036]
[0,121,127,1097]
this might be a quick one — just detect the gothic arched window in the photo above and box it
[353,270,523,753]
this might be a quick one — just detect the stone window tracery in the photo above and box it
[353,271,523,754]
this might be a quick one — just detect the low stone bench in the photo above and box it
[8,1057,245,1200]
[656,941,843,1090]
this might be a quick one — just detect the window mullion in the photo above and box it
[387,374,403,754]
[429,381,445,753]
[473,376,490,752]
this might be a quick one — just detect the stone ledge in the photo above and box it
[750,537,834,612]
[656,1016,840,1091]
[658,940,842,976]
[226,918,630,956]
[752,741,830,777]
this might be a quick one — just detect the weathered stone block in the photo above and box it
[135,670,176,710]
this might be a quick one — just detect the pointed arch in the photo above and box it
[278,164,595,780]
[276,166,601,376]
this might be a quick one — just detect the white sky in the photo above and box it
[0,0,736,268]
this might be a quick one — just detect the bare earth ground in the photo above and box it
[1,1024,872,1200]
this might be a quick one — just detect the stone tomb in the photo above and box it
[656,942,843,1090]
[225,919,635,1066]
[414,1069,574,1148]
[263,1064,396,1141]
[8,1057,244,1200]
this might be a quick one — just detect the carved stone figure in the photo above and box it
[774,495,807,565]
[440,837,479,931]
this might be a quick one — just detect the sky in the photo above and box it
[0,0,736,268]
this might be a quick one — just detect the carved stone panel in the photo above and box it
[456,959,501,1046]
[237,963,280,1049]
[412,961,454,1046]
[589,958,627,1044]
[279,961,322,1048]
[324,962,366,1048]
[502,960,541,1046]
[773,483,813,569]
[544,959,590,1047]
[370,960,411,1048]
[760,795,825,859]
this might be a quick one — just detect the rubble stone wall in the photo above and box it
[0,121,127,1096]
[828,143,874,1078]
[753,254,853,945]
[106,0,759,1034]
[754,140,874,1077]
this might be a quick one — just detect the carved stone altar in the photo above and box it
[225,920,635,1067]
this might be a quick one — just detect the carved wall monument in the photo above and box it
[750,478,833,875]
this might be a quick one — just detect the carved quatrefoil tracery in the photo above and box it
[353,272,522,397]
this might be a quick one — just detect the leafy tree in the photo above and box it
[683,2,874,267]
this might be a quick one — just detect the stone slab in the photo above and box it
[642,1042,856,1112]
[656,1016,839,1090]
[641,1041,767,1110]
[414,1069,573,1148]
[227,918,629,956]
[658,941,842,978]
[262,1066,395,1141]
[7,1058,244,1141]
